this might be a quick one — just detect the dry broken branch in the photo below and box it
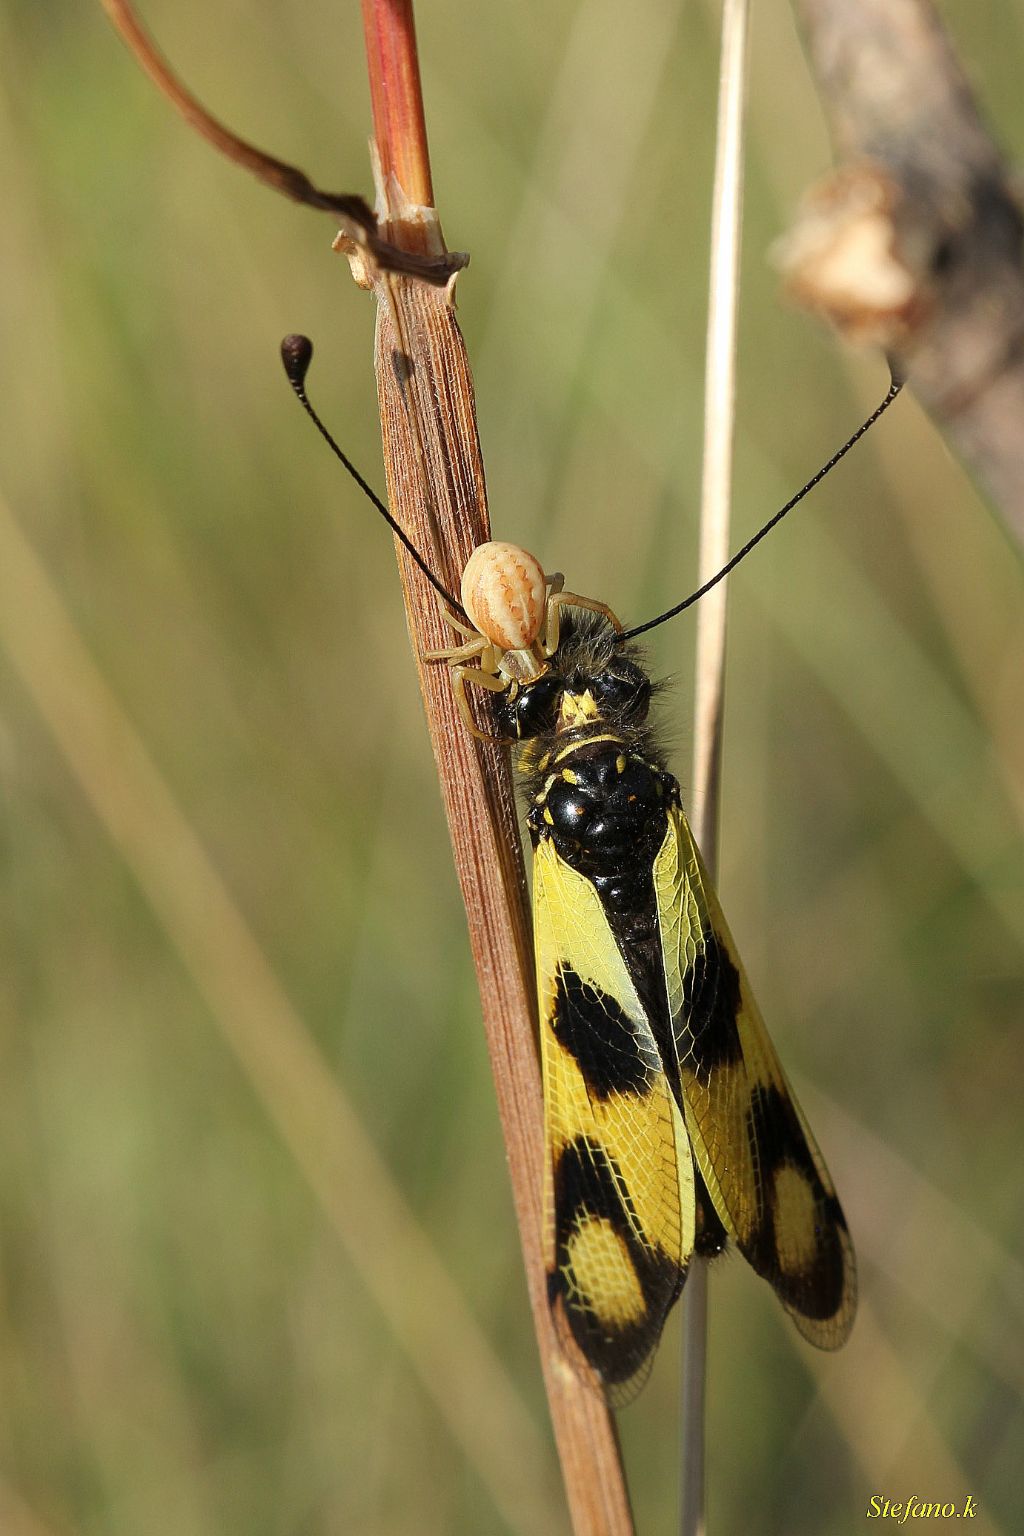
[780,0,1024,544]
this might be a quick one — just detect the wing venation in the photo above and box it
[534,835,695,1401]
[654,806,856,1348]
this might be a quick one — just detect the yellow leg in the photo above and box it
[450,665,514,744]
[422,614,513,742]
[438,604,479,642]
[542,589,624,656]
[423,634,489,665]
[562,593,624,632]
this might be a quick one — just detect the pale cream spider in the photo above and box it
[424,540,623,742]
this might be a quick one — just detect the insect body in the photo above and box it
[432,544,856,1401]
[281,342,897,1403]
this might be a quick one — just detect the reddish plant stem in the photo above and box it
[361,0,435,209]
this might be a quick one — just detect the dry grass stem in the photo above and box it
[365,264,636,1536]
[683,1,751,1533]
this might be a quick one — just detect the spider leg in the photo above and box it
[422,634,489,665]
[449,664,514,743]
[543,589,624,656]
[438,604,480,642]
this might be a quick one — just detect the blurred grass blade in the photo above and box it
[683,2,751,1533]
[813,1303,1004,1536]
[0,488,558,1536]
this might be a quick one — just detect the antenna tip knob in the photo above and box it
[281,334,313,389]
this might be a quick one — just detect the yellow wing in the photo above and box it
[534,834,696,1401]
[654,805,856,1348]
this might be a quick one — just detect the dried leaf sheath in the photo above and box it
[366,258,635,1532]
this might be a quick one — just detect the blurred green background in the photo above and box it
[0,1,1021,1532]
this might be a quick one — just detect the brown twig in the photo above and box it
[779,0,1024,544]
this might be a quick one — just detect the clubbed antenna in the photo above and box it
[280,336,465,616]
